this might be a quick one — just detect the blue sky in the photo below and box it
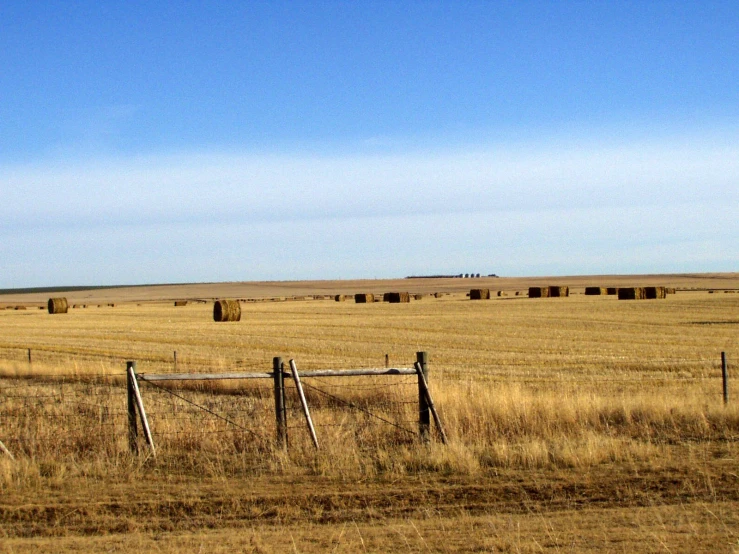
[1,1,738,287]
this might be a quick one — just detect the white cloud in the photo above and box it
[1,129,738,286]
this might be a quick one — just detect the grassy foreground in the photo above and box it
[1,287,738,551]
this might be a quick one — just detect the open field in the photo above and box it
[1,274,739,552]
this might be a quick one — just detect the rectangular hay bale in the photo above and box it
[618,287,646,300]
[548,286,569,297]
[528,287,549,298]
[469,288,490,300]
[584,287,607,295]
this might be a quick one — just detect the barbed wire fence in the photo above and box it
[0,374,127,459]
[0,351,732,462]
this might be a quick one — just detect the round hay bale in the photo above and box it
[414,294,424,300]
[548,286,569,297]
[174,300,188,307]
[213,299,241,322]
[354,293,374,303]
[387,292,411,303]
[644,286,666,300]
[470,289,490,300]
[334,294,346,302]
[48,297,69,314]
[15,306,27,310]
[618,287,646,300]
[606,288,618,295]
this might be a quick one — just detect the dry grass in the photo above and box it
[1,287,739,548]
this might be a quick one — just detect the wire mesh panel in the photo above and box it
[284,372,420,450]
[136,378,276,463]
[0,375,127,459]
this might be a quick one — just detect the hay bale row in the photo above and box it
[617,287,646,300]
[48,297,68,314]
[174,300,188,307]
[617,286,668,300]
[386,292,411,303]
[645,286,667,299]
[549,286,569,297]
[584,287,607,296]
[213,299,241,322]
[354,293,374,303]
[528,286,570,298]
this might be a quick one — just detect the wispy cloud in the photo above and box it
[2,129,738,286]
[3,131,738,229]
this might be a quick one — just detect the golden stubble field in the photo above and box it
[1,274,739,552]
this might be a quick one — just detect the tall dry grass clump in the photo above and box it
[3,370,737,484]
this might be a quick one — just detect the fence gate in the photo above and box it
[127,351,445,455]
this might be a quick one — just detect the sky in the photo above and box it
[1,1,738,288]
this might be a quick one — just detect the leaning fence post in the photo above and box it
[415,361,448,444]
[127,362,156,458]
[289,360,319,449]
[273,357,287,449]
[417,351,430,442]
[27,348,31,364]
[722,352,729,405]
[126,361,139,454]
[174,350,177,372]
[0,439,13,460]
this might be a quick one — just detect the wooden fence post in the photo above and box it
[0,439,13,460]
[174,351,177,372]
[27,348,31,364]
[417,351,430,442]
[289,360,319,449]
[127,361,156,457]
[722,352,729,405]
[273,357,287,449]
[126,361,139,454]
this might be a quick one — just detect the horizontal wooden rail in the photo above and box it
[137,367,416,382]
